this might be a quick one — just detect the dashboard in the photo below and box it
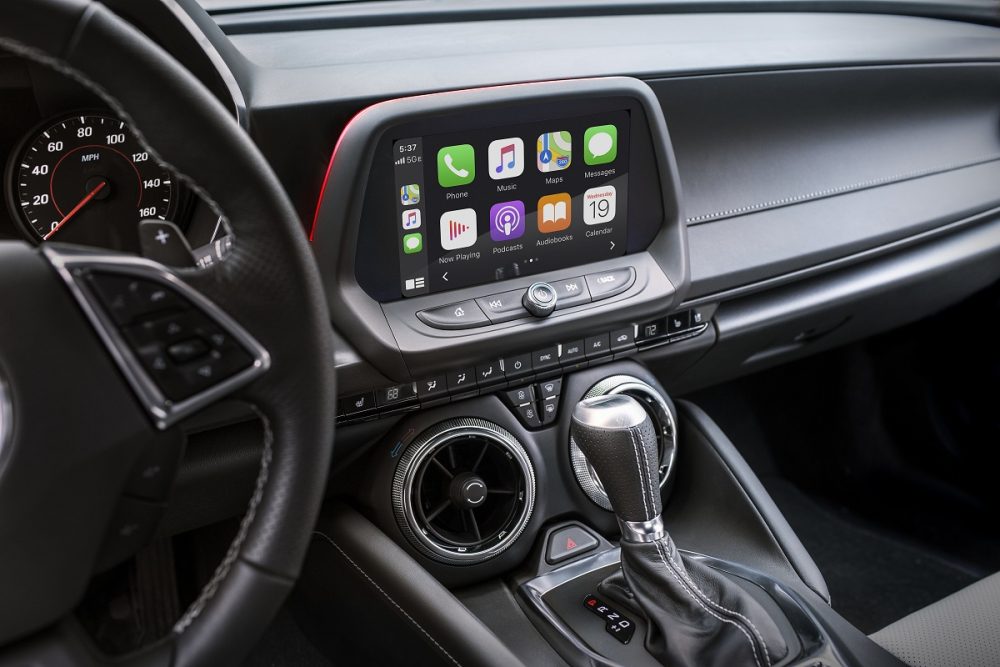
[5,0,1000,588]
[3,3,1000,665]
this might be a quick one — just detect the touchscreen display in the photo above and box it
[393,110,630,297]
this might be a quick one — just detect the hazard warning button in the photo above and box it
[546,525,599,564]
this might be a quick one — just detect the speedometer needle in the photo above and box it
[43,180,107,241]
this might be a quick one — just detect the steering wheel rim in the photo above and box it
[0,2,336,665]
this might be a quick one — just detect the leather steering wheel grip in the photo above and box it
[0,2,336,666]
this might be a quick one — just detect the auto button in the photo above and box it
[417,300,490,329]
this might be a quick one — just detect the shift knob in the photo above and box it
[571,394,662,531]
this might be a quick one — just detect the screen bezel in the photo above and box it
[355,95,664,302]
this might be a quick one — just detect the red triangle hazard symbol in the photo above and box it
[566,537,577,550]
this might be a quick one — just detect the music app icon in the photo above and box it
[488,137,524,180]
[401,208,421,230]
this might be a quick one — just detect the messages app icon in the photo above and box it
[437,144,476,187]
[584,125,617,165]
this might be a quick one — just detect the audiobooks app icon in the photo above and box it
[440,208,477,250]
[537,193,571,233]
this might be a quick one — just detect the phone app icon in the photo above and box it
[584,125,618,165]
[537,131,571,172]
[537,193,571,233]
[437,144,475,187]
[488,138,524,180]
[401,208,421,230]
[400,184,420,205]
[440,208,477,250]
[583,185,616,225]
[402,232,423,254]
[489,200,525,242]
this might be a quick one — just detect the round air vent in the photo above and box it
[569,375,677,511]
[392,418,536,564]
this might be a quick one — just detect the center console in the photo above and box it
[304,78,908,667]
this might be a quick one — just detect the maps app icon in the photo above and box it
[537,131,571,172]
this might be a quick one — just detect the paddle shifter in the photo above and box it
[571,395,789,667]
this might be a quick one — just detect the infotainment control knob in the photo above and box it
[522,282,557,318]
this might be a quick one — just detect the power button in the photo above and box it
[522,282,557,318]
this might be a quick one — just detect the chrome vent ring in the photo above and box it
[392,418,536,564]
[569,375,677,511]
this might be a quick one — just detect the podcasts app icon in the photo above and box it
[489,200,525,242]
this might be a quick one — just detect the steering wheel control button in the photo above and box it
[552,276,592,309]
[124,429,185,502]
[417,300,489,329]
[585,267,635,301]
[476,289,529,323]
[546,525,599,564]
[166,338,210,364]
[522,281,558,317]
[585,333,612,359]
[97,497,165,571]
[89,273,184,325]
[531,346,560,373]
[584,595,636,644]
[138,220,196,268]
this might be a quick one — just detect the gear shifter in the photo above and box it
[572,394,788,667]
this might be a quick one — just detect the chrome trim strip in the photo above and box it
[619,516,665,543]
[0,374,12,478]
[43,246,270,430]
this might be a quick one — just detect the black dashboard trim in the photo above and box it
[210,0,1000,33]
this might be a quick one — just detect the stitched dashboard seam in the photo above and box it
[685,155,1000,224]
[313,531,462,667]
[173,407,273,634]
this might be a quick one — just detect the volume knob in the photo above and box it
[523,282,557,317]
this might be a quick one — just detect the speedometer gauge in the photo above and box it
[6,113,175,251]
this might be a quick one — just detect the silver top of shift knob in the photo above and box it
[572,394,649,430]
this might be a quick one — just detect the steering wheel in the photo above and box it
[0,1,335,665]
